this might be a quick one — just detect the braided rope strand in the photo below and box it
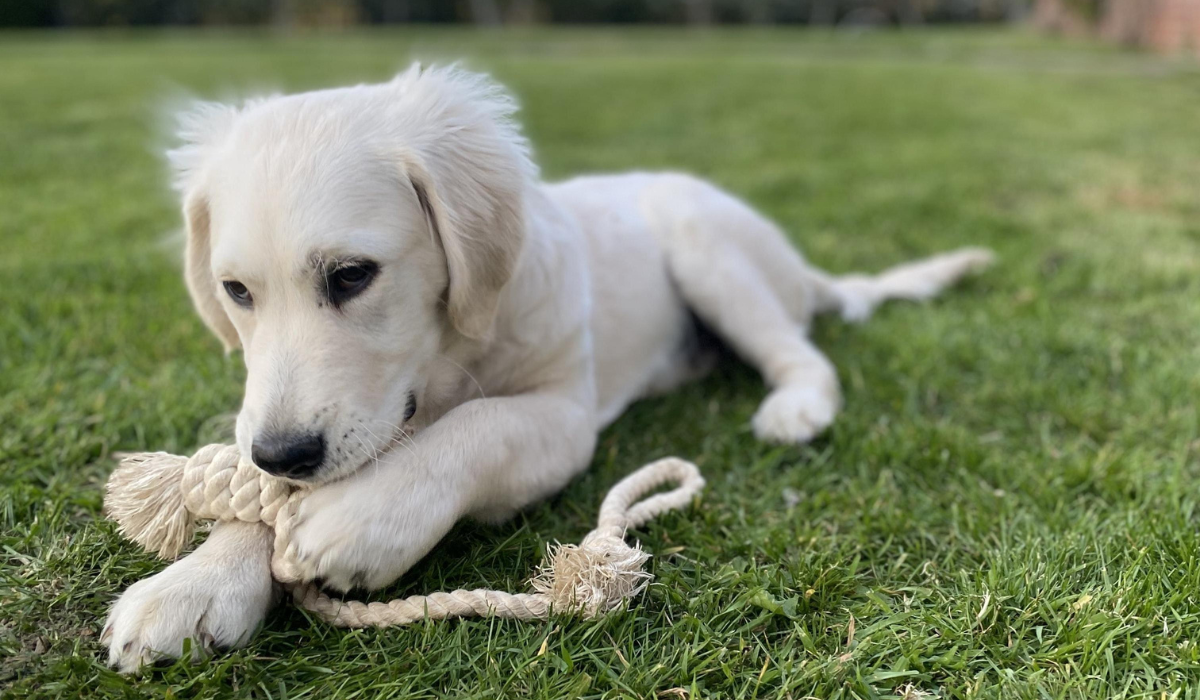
[104,446,703,628]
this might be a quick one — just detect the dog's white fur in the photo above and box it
[102,64,991,671]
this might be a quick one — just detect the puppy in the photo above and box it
[102,64,991,671]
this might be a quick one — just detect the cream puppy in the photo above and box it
[102,64,991,671]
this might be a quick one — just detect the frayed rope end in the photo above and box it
[104,452,195,559]
[530,534,652,617]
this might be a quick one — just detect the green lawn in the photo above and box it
[3,27,1200,699]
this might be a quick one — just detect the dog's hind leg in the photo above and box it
[645,174,991,444]
[647,175,843,444]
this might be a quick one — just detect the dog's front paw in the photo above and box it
[752,384,840,444]
[285,465,463,592]
[102,524,274,673]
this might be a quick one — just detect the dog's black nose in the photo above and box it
[251,432,326,478]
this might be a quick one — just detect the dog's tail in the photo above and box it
[810,247,994,322]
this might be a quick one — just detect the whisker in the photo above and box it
[439,354,487,399]
[348,430,378,467]
[366,418,418,460]
[347,425,391,493]
[354,421,389,491]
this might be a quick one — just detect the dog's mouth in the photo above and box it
[335,392,418,480]
[403,391,417,423]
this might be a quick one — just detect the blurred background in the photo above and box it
[3,0,1200,56]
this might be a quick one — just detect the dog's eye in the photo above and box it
[223,280,253,308]
[325,261,378,307]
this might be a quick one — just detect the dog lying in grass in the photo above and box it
[102,63,991,671]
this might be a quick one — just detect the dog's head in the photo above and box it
[169,65,533,483]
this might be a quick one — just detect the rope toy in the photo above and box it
[104,444,704,628]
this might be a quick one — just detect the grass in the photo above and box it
[3,26,1200,699]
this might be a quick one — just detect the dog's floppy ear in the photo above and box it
[391,65,535,341]
[180,191,239,350]
[403,154,525,341]
[167,101,242,351]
